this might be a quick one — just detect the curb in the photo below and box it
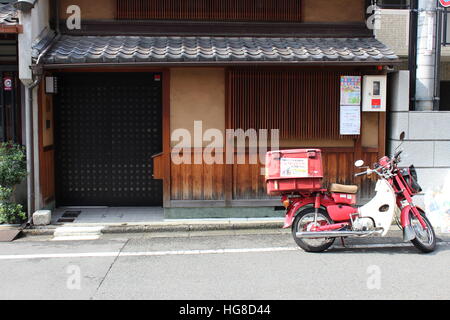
[20,220,285,236]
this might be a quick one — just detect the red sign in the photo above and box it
[371,99,381,109]
[3,77,12,91]
[440,0,450,7]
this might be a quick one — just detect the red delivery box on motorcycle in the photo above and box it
[265,149,323,196]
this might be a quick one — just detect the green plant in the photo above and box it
[0,142,27,224]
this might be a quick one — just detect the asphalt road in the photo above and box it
[0,229,449,300]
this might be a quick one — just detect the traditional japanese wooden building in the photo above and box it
[0,2,22,144]
[31,0,399,218]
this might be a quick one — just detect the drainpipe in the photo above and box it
[409,0,418,110]
[434,1,443,111]
[24,80,39,219]
[415,0,438,111]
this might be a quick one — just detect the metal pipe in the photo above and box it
[296,229,383,238]
[24,80,39,219]
[415,0,438,111]
[434,0,442,110]
[409,0,419,110]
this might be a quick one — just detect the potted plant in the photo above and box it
[0,142,27,224]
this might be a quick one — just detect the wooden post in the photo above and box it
[162,68,172,208]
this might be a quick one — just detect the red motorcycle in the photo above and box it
[266,132,436,253]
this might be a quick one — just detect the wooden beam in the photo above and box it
[162,68,172,208]
[224,67,233,206]
[0,25,23,34]
[170,199,280,208]
[378,112,386,159]
[58,20,372,38]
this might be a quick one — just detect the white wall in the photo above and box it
[374,9,410,57]
[388,71,450,206]
[18,0,50,83]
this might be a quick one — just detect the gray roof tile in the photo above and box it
[40,35,399,65]
[0,3,18,25]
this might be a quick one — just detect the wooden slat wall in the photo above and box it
[170,150,225,200]
[228,69,360,140]
[232,153,270,200]
[169,148,379,202]
[117,0,302,22]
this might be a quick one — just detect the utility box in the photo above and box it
[265,149,323,195]
[362,75,387,112]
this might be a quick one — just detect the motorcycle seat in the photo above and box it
[329,183,358,194]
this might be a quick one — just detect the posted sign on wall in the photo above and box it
[340,76,361,105]
[340,105,361,135]
[340,76,361,135]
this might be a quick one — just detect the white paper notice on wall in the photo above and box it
[340,105,361,135]
[280,158,309,178]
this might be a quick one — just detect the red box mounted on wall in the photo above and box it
[265,149,323,196]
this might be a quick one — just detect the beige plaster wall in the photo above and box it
[170,68,225,147]
[361,112,379,148]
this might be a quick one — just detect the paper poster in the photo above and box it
[340,105,361,135]
[280,158,309,178]
[340,76,361,106]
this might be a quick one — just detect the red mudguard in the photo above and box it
[283,201,308,228]
[283,196,336,228]
[401,205,427,228]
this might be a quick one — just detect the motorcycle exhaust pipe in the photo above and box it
[296,230,383,238]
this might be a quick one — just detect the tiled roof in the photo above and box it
[0,3,18,25]
[42,35,399,65]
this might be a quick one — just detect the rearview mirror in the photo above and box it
[354,160,365,167]
[399,131,405,141]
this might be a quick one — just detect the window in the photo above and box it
[440,81,450,111]
[227,69,359,140]
[443,9,450,45]
[116,0,303,22]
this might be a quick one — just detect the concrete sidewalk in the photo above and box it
[20,217,286,236]
[5,217,450,241]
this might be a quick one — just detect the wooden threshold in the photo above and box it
[169,199,280,208]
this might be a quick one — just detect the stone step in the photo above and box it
[52,226,104,241]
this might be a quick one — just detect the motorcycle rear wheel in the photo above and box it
[292,207,335,253]
[410,209,436,253]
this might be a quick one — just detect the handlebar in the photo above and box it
[394,149,403,159]
[354,170,369,177]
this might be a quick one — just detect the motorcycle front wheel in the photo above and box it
[292,207,335,253]
[410,209,436,253]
